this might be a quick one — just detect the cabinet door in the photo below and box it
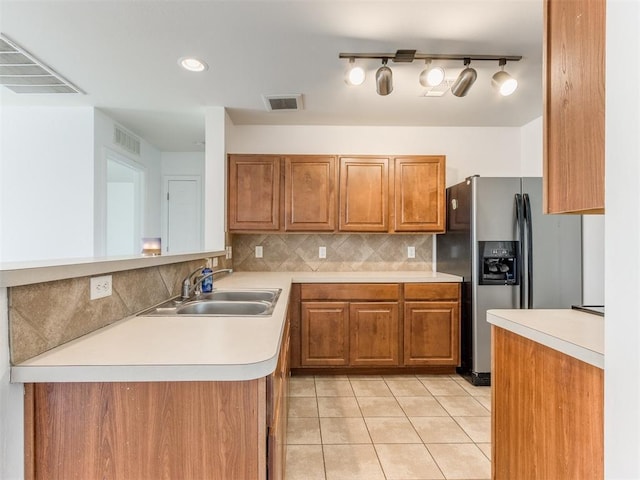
[392,156,446,232]
[543,0,605,214]
[349,302,399,366]
[339,157,389,232]
[284,156,337,231]
[301,302,349,366]
[404,301,460,366]
[228,155,281,231]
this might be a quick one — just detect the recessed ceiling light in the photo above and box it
[178,57,208,72]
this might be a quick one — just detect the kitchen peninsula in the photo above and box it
[11,268,461,480]
[488,309,604,479]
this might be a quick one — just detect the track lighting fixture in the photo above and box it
[492,58,518,96]
[376,58,393,96]
[345,58,366,86]
[339,50,521,98]
[451,58,477,97]
[419,60,445,87]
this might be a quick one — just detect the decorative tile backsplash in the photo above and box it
[232,234,434,272]
[9,257,230,364]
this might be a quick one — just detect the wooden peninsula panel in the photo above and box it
[26,380,265,480]
[492,326,603,480]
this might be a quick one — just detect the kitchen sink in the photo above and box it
[176,300,272,316]
[198,288,281,303]
[138,288,281,317]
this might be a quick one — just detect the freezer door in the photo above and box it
[521,178,583,308]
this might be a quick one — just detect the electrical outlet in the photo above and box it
[407,246,416,259]
[319,246,327,259]
[90,275,112,300]
[211,256,219,267]
[225,246,232,259]
[255,245,263,258]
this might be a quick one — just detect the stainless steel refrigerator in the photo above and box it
[436,176,582,385]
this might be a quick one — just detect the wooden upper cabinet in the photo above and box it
[339,157,390,232]
[284,156,337,231]
[543,0,605,214]
[392,156,446,232]
[228,155,280,231]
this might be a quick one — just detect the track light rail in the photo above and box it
[339,52,522,63]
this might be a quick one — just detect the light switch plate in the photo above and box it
[255,245,263,258]
[90,275,112,300]
[319,246,326,259]
[408,246,416,259]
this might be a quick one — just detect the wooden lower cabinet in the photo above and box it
[492,326,603,480]
[350,302,399,366]
[295,282,460,373]
[24,323,290,480]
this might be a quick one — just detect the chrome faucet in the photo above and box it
[182,268,233,300]
[181,265,204,300]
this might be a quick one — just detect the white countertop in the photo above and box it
[487,309,604,369]
[11,270,461,384]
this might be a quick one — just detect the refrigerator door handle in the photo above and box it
[523,193,534,309]
[515,194,525,309]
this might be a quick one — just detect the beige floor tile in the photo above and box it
[420,378,469,396]
[427,444,491,480]
[285,444,326,480]
[349,374,384,380]
[375,443,445,480]
[318,396,362,417]
[289,397,319,417]
[386,378,431,396]
[357,396,405,417]
[365,417,422,443]
[382,374,419,380]
[287,417,322,444]
[457,380,492,397]
[475,394,492,411]
[316,378,355,397]
[410,417,472,443]
[289,376,316,397]
[396,396,449,417]
[477,442,492,460]
[436,396,490,417]
[323,444,385,480]
[454,416,491,443]
[316,374,350,380]
[320,417,371,444]
[351,379,393,397]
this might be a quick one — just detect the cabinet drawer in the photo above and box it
[404,283,460,301]
[301,283,400,301]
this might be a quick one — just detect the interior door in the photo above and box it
[166,178,201,254]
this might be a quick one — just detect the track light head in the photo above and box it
[345,58,366,86]
[451,58,477,97]
[492,58,518,96]
[419,61,445,87]
[376,58,393,96]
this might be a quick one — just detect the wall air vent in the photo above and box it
[0,33,84,94]
[113,125,141,156]
[262,94,304,111]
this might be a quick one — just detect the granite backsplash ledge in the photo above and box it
[232,233,434,272]
[9,256,231,364]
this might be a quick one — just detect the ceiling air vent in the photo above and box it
[113,125,141,156]
[263,94,304,111]
[0,33,84,94]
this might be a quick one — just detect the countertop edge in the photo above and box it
[487,310,604,369]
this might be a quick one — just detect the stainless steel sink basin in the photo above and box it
[198,288,281,303]
[138,288,281,317]
[176,300,272,316]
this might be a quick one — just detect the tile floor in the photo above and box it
[285,374,491,480]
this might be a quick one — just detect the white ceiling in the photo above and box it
[0,0,543,152]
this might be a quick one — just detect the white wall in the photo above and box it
[520,116,543,176]
[94,109,162,256]
[161,152,204,176]
[204,107,227,251]
[605,1,640,477]
[0,106,95,262]
[226,124,523,186]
